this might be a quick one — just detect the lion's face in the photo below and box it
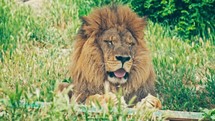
[97,28,136,84]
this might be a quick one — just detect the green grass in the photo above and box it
[0,0,214,120]
[146,22,215,111]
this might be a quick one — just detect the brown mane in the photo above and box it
[70,5,155,103]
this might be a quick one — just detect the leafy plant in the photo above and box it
[204,72,215,106]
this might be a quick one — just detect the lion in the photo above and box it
[58,5,161,109]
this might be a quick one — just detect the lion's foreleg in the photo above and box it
[56,82,73,99]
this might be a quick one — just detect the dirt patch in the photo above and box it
[17,0,44,15]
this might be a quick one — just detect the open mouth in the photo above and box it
[107,68,129,79]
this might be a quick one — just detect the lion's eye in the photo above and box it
[128,43,135,50]
[104,40,113,46]
[128,43,135,47]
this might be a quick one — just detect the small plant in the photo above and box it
[202,108,215,120]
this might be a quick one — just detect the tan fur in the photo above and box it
[69,5,156,104]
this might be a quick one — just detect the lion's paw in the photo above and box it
[85,92,127,109]
[135,94,162,109]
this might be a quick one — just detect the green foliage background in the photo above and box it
[131,0,215,41]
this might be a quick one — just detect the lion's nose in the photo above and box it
[116,56,131,64]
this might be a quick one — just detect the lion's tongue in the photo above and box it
[114,69,126,78]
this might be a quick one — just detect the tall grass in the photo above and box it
[0,0,214,120]
[0,0,48,61]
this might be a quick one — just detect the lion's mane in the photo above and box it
[70,5,155,103]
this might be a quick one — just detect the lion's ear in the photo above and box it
[79,16,94,39]
[142,16,147,28]
[140,17,147,36]
[81,16,89,25]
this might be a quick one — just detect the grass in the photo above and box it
[0,0,214,120]
[146,22,215,111]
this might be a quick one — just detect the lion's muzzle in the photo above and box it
[105,55,132,84]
